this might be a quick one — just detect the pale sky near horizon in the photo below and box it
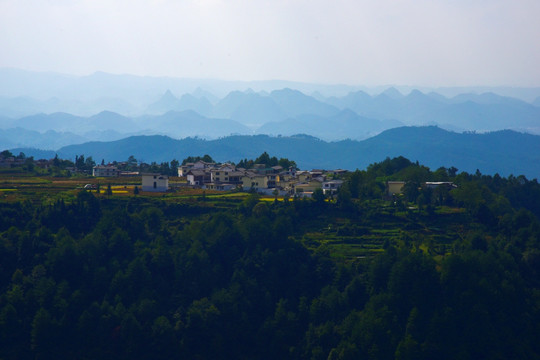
[1,0,539,87]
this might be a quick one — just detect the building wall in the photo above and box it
[322,180,343,195]
[294,181,322,194]
[297,173,311,182]
[93,167,118,177]
[142,175,168,192]
[204,183,236,191]
[242,175,268,190]
[187,172,210,185]
[387,182,406,195]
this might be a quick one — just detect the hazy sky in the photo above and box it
[1,0,539,86]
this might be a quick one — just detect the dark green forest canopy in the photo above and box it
[1,157,540,359]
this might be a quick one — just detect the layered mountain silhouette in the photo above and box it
[212,91,287,125]
[1,110,251,144]
[13,111,136,134]
[2,68,540,142]
[3,68,540,177]
[135,110,251,138]
[145,90,213,116]
[257,109,402,141]
[269,88,340,118]
[0,128,87,150]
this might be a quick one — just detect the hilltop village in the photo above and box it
[1,150,345,196]
[1,150,457,197]
[94,160,347,197]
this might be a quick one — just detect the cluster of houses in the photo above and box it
[93,161,346,196]
[2,153,458,197]
[88,160,346,195]
[180,160,346,196]
[92,162,457,196]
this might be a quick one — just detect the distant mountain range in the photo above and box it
[323,88,540,132]
[1,68,540,128]
[257,109,402,141]
[145,90,214,116]
[12,126,540,179]
[0,110,252,148]
[2,68,540,177]
[2,83,540,148]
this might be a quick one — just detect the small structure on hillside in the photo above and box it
[142,173,169,192]
[322,180,344,195]
[386,181,406,196]
[93,165,119,177]
[424,181,457,189]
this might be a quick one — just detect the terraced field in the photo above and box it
[291,204,469,261]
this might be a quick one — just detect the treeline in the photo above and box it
[0,151,183,177]
[181,154,214,165]
[236,151,297,170]
[0,157,539,359]
[180,151,297,170]
[2,151,296,178]
[110,155,180,176]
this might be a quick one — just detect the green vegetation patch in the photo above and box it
[1,155,540,359]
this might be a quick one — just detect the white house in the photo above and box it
[322,180,344,195]
[93,165,119,177]
[142,173,169,192]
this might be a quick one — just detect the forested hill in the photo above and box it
[1,157,540,359]
[15,126,540,178]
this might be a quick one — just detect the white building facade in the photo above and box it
[93,165,119,177]
[142,173,169,192]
